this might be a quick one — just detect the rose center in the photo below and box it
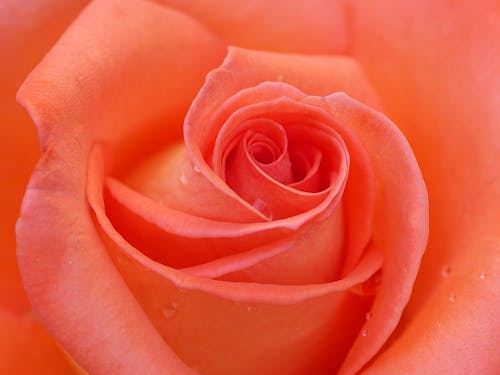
[214,114,346,220]
[249,138,278,165]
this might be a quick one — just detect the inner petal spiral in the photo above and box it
[211,102,349,220]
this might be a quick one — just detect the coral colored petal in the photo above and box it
[17,0,226,174]
[105,175,294,269]
[186,48,379,130]
[315,94,428,374]
[86,143,383,374]
[18,181,195,374]
[105,156,346,285]
[126,142,266,222]
[183,48,377,279]
[212,206,345,284]
[128,80,357,224]
[0,0,87,313]
[16,0,225,373]
[352,1,500,372]
[85,86,422,373]
[0,0,87,373]
[123,76,376,285]
[156,0,350,54]
[92,193,382,374]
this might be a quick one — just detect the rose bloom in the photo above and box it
[1,0,499,374]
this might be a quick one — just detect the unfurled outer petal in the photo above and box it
[0,0,87,373]
[353,1,500,373]
[0,0,87,315]
[16,0,225,373]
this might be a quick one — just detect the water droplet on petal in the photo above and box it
[193,164,201,173]
[365,311,373,321]
[162,301,179,319]
[448,293,456,303]
[361,328,368,337]
[253,198,266,211]
[441,264,452,278]
[162,306,177,319]
[252,198,272,219]
[179,172,188,185]
[480,272,486,280]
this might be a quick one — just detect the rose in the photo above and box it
[6,0,499,374]
[2,0,497,370]
[16,1,430,373]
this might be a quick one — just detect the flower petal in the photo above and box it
[17,0,225,173]
[16,0,225,373]
[352,1,500,372]
[157,0,351,54]
[316,94,428,374]
[89,151,384,373]
[0,0,87,313]
[84,47,426,373]
[1,0,87,372]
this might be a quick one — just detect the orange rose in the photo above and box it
[2,0,498,374]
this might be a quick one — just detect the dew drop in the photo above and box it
[253,198,266,211]
[441,264,452,278]
[448,293,456,303]
[365,311,373,321]
[193,164,201,173]
[162,307,176,319]
[361,328,368,337]
[162,301,179,319]
[179,172,188,185]
[252,198,272,219]
[480,272,486,280]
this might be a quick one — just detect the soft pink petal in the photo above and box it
[352,1,500,373]
[16,0,225,373]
